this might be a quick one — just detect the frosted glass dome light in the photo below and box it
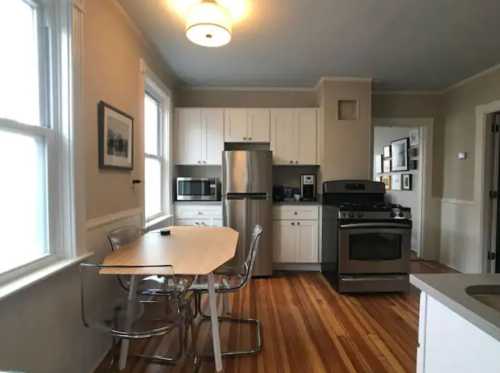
[185,1,232,47]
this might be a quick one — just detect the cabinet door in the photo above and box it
[296,108,318,165]
[296,220,319,263]
[247,109,270,142]
[202,108,224,165]
[273,220,297,263]
[270,109,297,165]
[175,108,203,165]
[224,108,248,142]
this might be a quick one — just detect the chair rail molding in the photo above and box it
[86,208,143,230]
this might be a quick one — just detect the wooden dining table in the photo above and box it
[101,226,239,372]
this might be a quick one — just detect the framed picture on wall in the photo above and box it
[383,159,391,173]
[392,174,402,190]
[391,137,409,171]
[409,128,419,146]
[375,154,383,174]
[402,174,412,190]
[383,145,391,158]
[381,175,391,191]
[98,101,134,170]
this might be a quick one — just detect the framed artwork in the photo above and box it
[383,145,391,158]
[410,160,418,170]
[392,174,402,190]
[409,128,419,146]
[381,175,391,191]
[383,159,391,173]
[375,154,383,174]
[402,174,413,190]
[391,137,409,172]
[98,101,134,170]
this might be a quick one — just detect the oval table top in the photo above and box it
[100,226,239,276]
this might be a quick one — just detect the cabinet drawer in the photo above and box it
[174,204,222,219]
[273,205,319,220]
[175,218,223,227]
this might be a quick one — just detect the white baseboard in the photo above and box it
[273,263,321,272]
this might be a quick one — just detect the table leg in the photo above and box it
[207,272,223,372]
[119,275,138,370]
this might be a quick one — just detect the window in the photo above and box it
[144,84,171,222]
[0,0,77,278]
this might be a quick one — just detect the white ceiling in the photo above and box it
[119,0,500,90]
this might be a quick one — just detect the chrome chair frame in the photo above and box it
[190,225,263,358]
[80,262,196,368]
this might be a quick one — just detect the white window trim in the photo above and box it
[0,0,84,292]
[141,60,173,227]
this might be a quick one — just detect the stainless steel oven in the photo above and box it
[338,222,411,275]
[176,177,220,201]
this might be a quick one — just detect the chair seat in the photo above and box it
[190,273,243,293]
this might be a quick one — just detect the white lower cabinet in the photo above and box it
[174,204,222,227]
[176,219,222,227]
[273,206,319,264]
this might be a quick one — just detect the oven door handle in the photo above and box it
[340,222,411,229]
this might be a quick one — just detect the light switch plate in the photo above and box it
[457,152,467,160]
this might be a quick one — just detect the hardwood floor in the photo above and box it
[95,261,454,373]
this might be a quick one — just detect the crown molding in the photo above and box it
[315,76,373,91]
[178,85,317,92]
[373,90,442,96]
[442,62,500,94]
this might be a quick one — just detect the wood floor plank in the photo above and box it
[94,260,455,373]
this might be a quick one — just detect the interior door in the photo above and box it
[296,220,318,263]
[224,108,248,142]
[296,108,318,165]
[270,108,297,164]
[202,108,224,165]
[175,108,202,165]
[248,108,270,142]
[273,220,297,263]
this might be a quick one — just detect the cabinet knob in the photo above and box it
[295,161,299,164]
[289,160,293,164]
[297,222,301,225]
[294,212,298,215]
[249,137,253,140]
[291,222,295,226]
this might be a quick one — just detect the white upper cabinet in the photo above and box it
[175,108,203,165]
[247,109,270,142]
[202,108,224,165]
[224,108,270,143]
[270,108,318,165]
[175,108,224,165]
[224,108,247,142]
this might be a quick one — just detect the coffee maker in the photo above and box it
[300,174,316,201]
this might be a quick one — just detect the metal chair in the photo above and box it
[190,225,263,358]
[79,262,196,368]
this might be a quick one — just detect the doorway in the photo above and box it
[487,112,500,273]
[372,118,435,261]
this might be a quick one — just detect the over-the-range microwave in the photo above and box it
[176,177,220,201]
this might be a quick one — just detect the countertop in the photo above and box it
[410,273,500,342]
[273,200,321,206]
[174,200,222,205]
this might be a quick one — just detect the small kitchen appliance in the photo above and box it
[300,174,317,201]
[176,177,220,201]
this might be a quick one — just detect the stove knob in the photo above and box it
[348,212,354,218]
[398,212,404,218]
[357,212,364,218]
[390,212,396,218]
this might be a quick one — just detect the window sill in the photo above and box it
[0,252,94,302]
[145,214,173,231]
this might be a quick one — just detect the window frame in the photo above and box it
[143,73,172,224]
[0,0,79,286]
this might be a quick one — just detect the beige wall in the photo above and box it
[85,0,176,219]
[441,69,500,201]
[176,88,318,107]
[318,80,372,181]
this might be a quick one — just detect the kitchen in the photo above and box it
[2,1,500,373]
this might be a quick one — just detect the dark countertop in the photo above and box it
[174,200,222,205]
[273,200,321,206]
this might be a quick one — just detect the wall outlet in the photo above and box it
[457,152,467,160]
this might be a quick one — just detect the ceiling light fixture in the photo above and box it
[185,1,232,47]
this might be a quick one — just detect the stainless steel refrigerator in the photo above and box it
[222,150,273,277]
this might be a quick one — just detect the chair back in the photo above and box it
[240,225,263,288]
[79,262,181,339]
[107,225,142,251]
[107,226,143,290]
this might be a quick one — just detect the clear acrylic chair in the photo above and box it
[79,262,196,368]
[190,225,263,358]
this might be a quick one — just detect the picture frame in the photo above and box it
[391,137,409,172]
[381,175,391,191]
[98,101,134,170]
[375,154,383,174]
[383,159,391,173]
[402,174,413,190]
[383,145,391,158]
[392,174,402,191]
[409,128,419,146]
